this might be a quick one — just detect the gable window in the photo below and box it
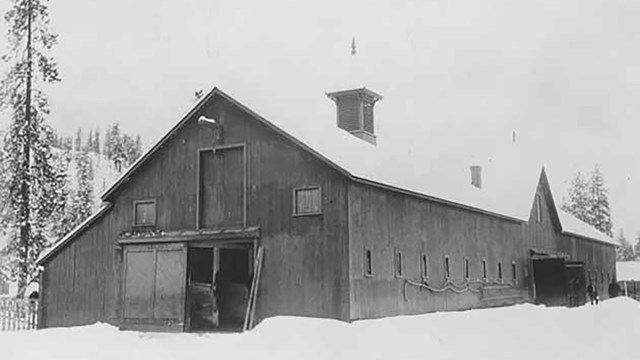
[395,250,404,277]
[293,187,322,215]
[498,262,503,281]
[536,194,543,223]
[511,261,517,282]
[444,256,451,279]
[133,199,156,227]
[464,257,470,280]
[364,249,373,277]
[482,259,487,280]
[421,253,429,279]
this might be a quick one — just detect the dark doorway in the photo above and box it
[565,262,586,307]
[533,258,567,306]
[216,248,251,330]
[187,244,252,332]
[187,247,216,331]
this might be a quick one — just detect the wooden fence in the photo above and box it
[0,298,38,331]
[618,281,640,301]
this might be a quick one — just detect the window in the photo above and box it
[133,199,156,227]
[464,257,470,280]
[498,262,503,281]
[536,194,543,223]
[421,253,429,279]
[364,249,373,277]
[395,250,404,277]
[444,256,451,279]
[511,261,517,281]
[293,187,322,215]
[482,259,487,280]
[601,271,604,285]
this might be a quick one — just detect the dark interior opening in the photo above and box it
[533,258,567,306]
[216,248,251,330]
[187,245,252,332]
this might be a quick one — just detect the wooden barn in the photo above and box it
[36,86,618,332]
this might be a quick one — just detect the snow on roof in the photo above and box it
[616,261,640,281]
[99,85,613,246]
[36,204,113,265]
[557,210,618,246]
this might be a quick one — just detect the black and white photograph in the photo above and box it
[0,1,639,359]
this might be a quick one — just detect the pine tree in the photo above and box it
[74,128,82,152]
[588,165,613,237]
[94,129,101,154]
[0,0,64,297]
[562,165,613,237]
[561,171,591,224]
[633,233,640,261]
[71,148,94,223]
[616,230,634,261]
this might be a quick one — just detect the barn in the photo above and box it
[36,86,617,332]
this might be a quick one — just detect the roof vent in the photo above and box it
[470,165,482,189]
[326,88,382,145]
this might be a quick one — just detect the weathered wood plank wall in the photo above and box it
[40,93,351,328]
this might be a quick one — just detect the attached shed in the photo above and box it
[37,86,617,332]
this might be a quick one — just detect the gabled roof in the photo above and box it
[99,86,616,247]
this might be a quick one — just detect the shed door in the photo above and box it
[199,146,245,228]
[122,243,187,330]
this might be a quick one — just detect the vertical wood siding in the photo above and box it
[41,94,351,328]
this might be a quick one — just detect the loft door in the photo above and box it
[122,243,187,331]
[199,146,245,228]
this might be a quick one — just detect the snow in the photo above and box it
[1,297,639,360]
[616,261,640,281]
[103,87,613,245]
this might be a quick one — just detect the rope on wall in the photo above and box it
[403,278,482,301]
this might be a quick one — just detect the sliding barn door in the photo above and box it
[122,243,187,331]
[199,146,245,229]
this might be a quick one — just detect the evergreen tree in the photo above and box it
[562,165,613,237]
[633,233,640,260]
[94,128,101,154]
[70,148,94,223]
[0,0,64,297]
[616,230,634,261]
[561,171,591,225]
[74,128,82,152]
[588,165,613,237]
[86,129,93,152]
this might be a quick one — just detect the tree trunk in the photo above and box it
[18,0,34,299]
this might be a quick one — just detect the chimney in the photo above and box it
[470,165,482,189]
[326,87,383,145]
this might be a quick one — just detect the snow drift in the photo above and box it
[1,297,639,360]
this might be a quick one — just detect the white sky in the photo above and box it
[0,0,638,239]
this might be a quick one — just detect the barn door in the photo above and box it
[122,243,187,331]
[199,146,245,229]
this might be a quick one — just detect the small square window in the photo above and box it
[420,253,429,279]
[482,259,487,280]
[364,249,373,277]
[444,256,451,279]
[395,250,404,278]
[293,187,322,215]
[498,262,503,280]
[133,200,156,227]
[464,257,470,280]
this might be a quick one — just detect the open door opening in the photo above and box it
[187,244,252,332]
[565,261,586,307]
[533,258,567,306]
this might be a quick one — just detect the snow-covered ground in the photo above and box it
[1,297,639,360]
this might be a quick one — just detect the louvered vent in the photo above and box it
[326,88,382,145]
